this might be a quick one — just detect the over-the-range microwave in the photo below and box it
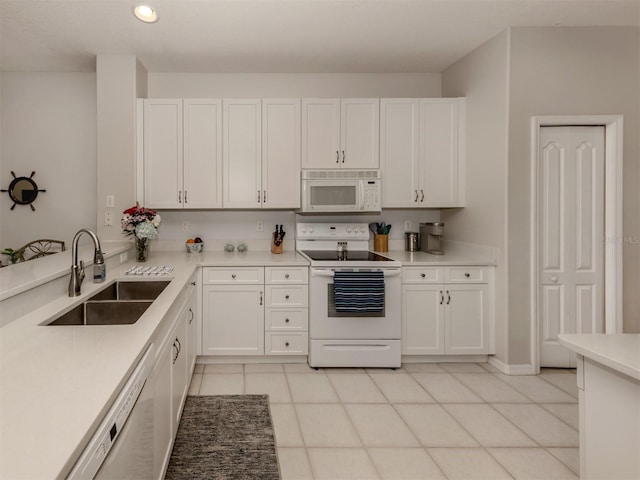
[299,170,382,213]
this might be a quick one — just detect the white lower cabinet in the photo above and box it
[202,267,265,355]
[402,266,493,355]
[151,337,173,480]
[170,315,189,435]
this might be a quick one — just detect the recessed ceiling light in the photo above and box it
[133,3,159,23]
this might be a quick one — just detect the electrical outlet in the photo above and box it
[104,211,113,226]
[106,195,115,208]
[404,220,412,231]
[257,221,263,232]
[120,252,128,263]
[182,222,189,232]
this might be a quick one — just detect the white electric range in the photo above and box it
[296,223,402,368]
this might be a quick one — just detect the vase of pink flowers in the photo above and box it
[121,202,161,262]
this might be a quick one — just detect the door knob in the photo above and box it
[551,276,558,283]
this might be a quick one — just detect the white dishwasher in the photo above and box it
[67,344,155,480]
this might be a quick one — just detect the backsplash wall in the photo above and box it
[154,209,440,251]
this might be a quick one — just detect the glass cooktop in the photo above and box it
[301,250,394,262]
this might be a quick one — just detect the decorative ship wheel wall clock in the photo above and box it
[1,171,46,211]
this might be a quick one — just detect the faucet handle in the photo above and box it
[79,260,85,282]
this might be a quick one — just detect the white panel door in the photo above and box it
[401,284,445,354]
[301,98,341,169]
[380,99,420,207]
[143,99,182,208]
[445,285,489,354]
[202,285,265,355]
[419,99,459,206]
[340,98,380,169]
[223,99,261,208]
[183,99,222,208]
[262,98,301,208]
[539,126,605,367]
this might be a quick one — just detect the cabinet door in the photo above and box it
[380,99,420,207]
[341,98,379,169]
[202,285,264,355]
[223,99,261,207]
[183,99,222,208]
[152,339,173,480]
[419,99,460,207]
[262,99,301,208]
[171,316,189,436]
[445,284,489,354]
[401,284,445,354]
[143,99,183,208]
[185,293,198,376]
[301,98,341,169]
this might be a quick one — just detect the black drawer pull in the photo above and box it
[285,318,290,323]
[464,273,471,278]
[285,342,290,347]
[420,273,426,278]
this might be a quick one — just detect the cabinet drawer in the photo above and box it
[202,267,264,284]
[266,285,308,307]
[265,267,308,284]
[265,332,308,355]
[402,267,443,283]
[445,266,487,283]
[265,308,308,331]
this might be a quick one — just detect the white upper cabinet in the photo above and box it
[302,98,379,169]
[223,99,301,208]
[381,98,464,208]
[143,98,222,209]
[262,99,301,208]
[223,99,262,208]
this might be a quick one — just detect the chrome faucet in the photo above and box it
[68,228,106,297]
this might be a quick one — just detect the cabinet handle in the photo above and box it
[178,190,182,203]
[336,151,340,163]
[285,342,290,347]
[420,189,424,202]
[263,190,266,203]
[176,337,181,354]
[260,291,263,306]
[172,342,179,364]
[285,318,290,323]
[285,273,290,279]
[231,274,236,279]
[191,281,196,286]
[257,190,261,202]
[414,190,419,202]
[341,150,345,163]
[446,290,451,305]
[420,273,426,278]
[440,290,444,304]
[184,190,188,204]
[285,294,290,300]
[464,273,470,278]
[188,308,194,324]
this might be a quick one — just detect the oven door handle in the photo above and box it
[311,269,401,278]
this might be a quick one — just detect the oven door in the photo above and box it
[309,268,401,339]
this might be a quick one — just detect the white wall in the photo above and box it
[148,73,441,98]
[0,73,97,258]
[441,30,510,363]
[508,27,640,352]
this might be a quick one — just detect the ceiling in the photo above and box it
[1,0,638,73]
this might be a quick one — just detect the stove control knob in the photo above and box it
[346,226,352,233]
[308,226,314,233]
[360,226,366,233]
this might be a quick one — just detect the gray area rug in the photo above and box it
[165,395,281,480]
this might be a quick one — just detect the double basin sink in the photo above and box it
[47,281,170,326]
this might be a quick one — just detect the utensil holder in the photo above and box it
[374,234,388,252]
[271,233,283,254]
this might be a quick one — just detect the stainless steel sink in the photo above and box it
[48,301,153,326]
[46,280,169,326]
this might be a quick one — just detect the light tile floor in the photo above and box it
[188,363,579,480]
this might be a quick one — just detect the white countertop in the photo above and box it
[558,334,640,381]
[381,241,497,266]
[0,250,308,479]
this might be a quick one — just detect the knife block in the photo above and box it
[271,233,283,254]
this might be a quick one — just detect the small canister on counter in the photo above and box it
[404,232,421,252]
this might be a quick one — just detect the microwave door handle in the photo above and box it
[360,184,365,210]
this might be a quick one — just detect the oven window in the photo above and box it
[327,284,385,318]
[310,185,356,206]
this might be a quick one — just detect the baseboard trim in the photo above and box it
[488,356,537,375]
